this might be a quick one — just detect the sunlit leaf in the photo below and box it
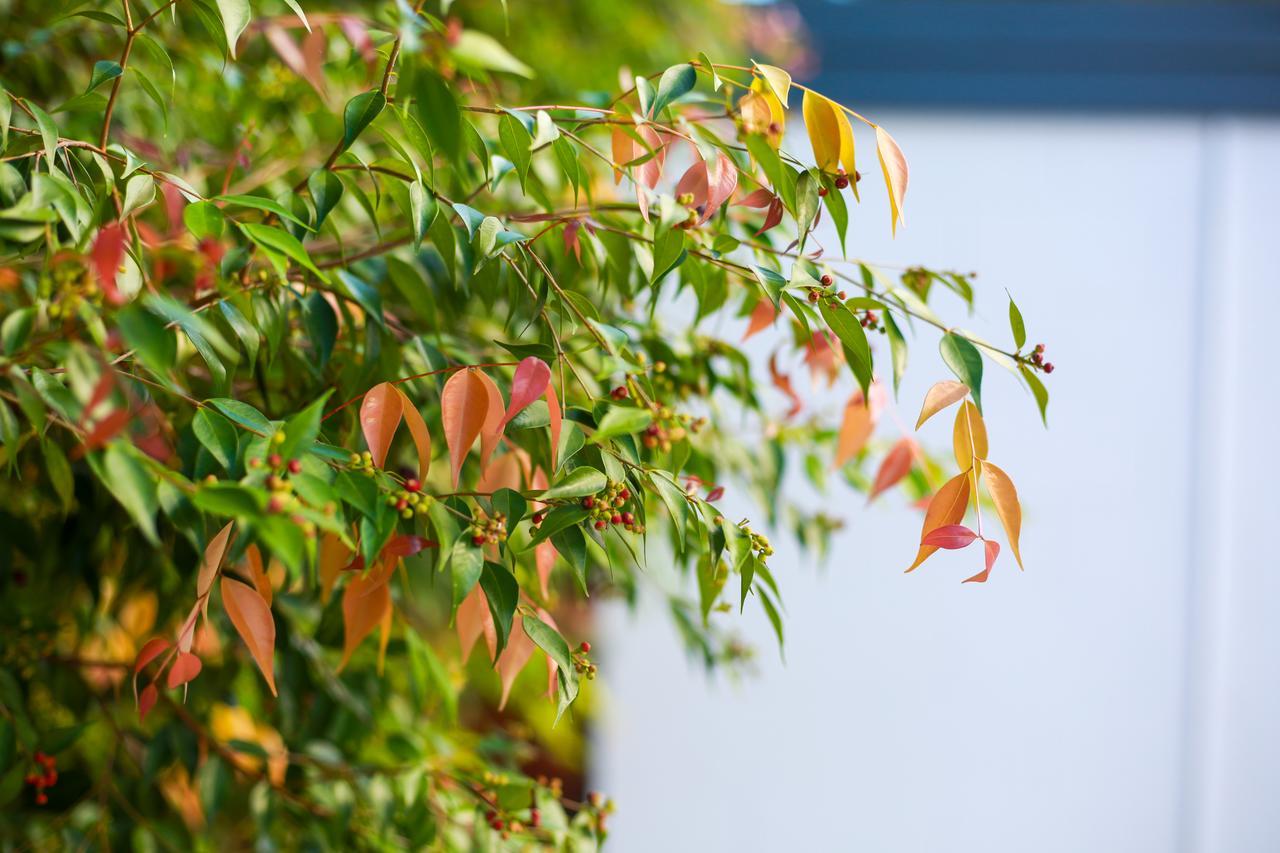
[441,369,489,487]
[906,472,970,572]
[982,461,1024,569]
[916,380,969,430]
[875,125,908,236]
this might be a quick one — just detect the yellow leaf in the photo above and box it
[916,380,969,429]
[906,471,970,572]
[753,63,792,107]
[802,91,856,184]
[952,400,988,474]
[744,78,785,148]
[875,125,909,236]
[982,462,1024,569]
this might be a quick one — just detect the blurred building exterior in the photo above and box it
[598,3,1280,851]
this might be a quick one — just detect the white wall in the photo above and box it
[594,113,1280,852]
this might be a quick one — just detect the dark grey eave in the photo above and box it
[794,0,1280,112]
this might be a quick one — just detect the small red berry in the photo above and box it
[594,520,606,530]
[582,497,595,509]
[268,453,283,468]
[287,458,302,475]
[36,793,47,805]
[395,498,408,511]
[807,290,819,303]
[471,534,486,546]
[611,514,622,524]
[619,489,630,501]
[580,641,591,652]
[530,808,541,828]
[818,187,828,197]
[266,495,285,514]
[24,774,38,786]
[820,274,833,286]
[404,478,421,492]
[834,175,850,189]
[838,291,847,300]
[621,512,634,524]
[531,512,544,526]
[1043,362,1055,373]
[1035,343,1045,353]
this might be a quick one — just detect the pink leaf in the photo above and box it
[868,437,915,501]
[138,683,158,722]
[165,651,202,689]
[737,188,775,209]
[921,524,978,550]
[701,151,738,224]
[503,357,551,427]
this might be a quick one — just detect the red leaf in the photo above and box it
[134,637,171,674]
[756,197,784,236]
[965,540,1000,583]
[165,651,202,689]
[79,407,132,453]
[220,577,278,696]
[384,535,435,558]
[868,438,916,502]
[503,357,551,428]
[92,223,127,305]
[921,524,978,550]
[138,683,158,722]
[706,485,725,502]
[441,369,490,488]
[360,382,403,469]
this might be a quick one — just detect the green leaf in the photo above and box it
[342,91,386,151]
[183,201,225,240]
[498,113,533,189]
[304,291,337,369]
[795,170,820,241]
[276,390,331,462]
[308,170,344,228]
[120,173,155,219]
[208,399,272,435]
[651,224,685,283]
[87,60,123,93]
[529,505,587,544]
[98,445,158,543]
[940,333,985,413]
[450,31,533,78]
[490,488,526,529]
[216,194,313,230]
[27,101,58,172]
[550,526,588,594]
[42,439,74,512]
[883,310,908,393]
[215,0,251,59]
[650,63,696,117]
[193,483,261,518]
[409,181,436,250]
[697,52,723,91]
[1,307,34,356]
[193,408,238,472]
[1008,292,1026,350]
[819,298,872,396]
[1020,365,1050,426]
[538,466,605,500]
[590,406,652,443]
[449,539,483,610]
[522,614,579,721]
[479,562,519,657]
[238,223,322,276]
[752,266,787,307]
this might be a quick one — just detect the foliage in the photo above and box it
[0,0,1052,847]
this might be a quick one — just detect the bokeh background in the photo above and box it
[594,1,1280,850]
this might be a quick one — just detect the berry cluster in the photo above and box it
[742,523,774,558]
[573,641,598,680]
[582,483,644,533]
[832,167,861,191]
[239,441,320,536]
[859,310,886,334]
[347,450,378,474]
[43,258,100,319]
[385,478,428,520]
[25,752,58,805]
[641,406,706,452]
[609,384,629,401]
[468,513,508,546]
[1028,343,1055,374]
[807,276,847,303]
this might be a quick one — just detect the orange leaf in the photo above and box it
[338,558,393,671]
[220,577,278,696]
[743,299,778,342]
[868,437,915,501]
[768,353,802,420]
[197,522,235,616]
[377,599,393,675]
[503,357,551,427]
[242,544,272,606]
[916,380,969,429]
[441,368,489,488]
[875,125,909,236]
[473,370,507,476]
[966,540,1000,584]
[318,531,351,604]
[982,462,1024,569]
[496,614,537,710]
[138,683,158,722]
[702,151,738,224]
[478,451,527,494]
[835,392,874,468]
[535,540,557,600]
[166,651,202,688]
[952,400,988,476]
[457,582,496,663]
[610,125,631,184]
[396,388,432,483]
[360,382,403,469]
[546,381,562,473]
[906,471,970,572]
